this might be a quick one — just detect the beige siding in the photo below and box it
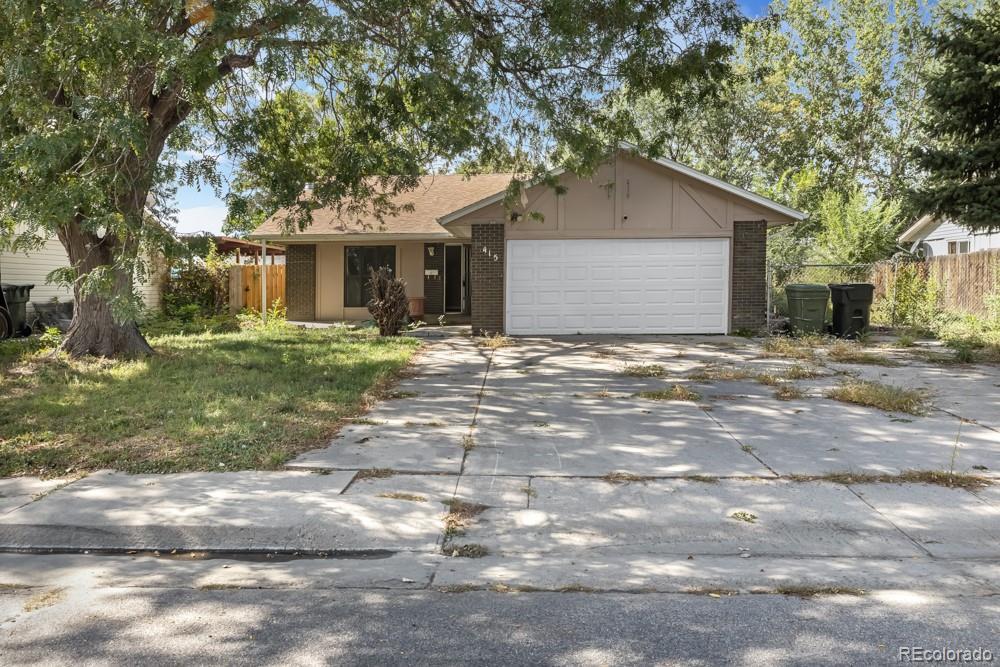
[313,240,424,321]
[0,236,164,314]
[448,154,787,240]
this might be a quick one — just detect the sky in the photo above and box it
[169,0,773,236]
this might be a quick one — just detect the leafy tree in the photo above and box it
[911,0,1000,232]
[811,189,903,265]
[0,0,742,358]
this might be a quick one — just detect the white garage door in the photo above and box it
[505,238,729,334]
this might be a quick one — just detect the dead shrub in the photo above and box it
[367,267,409,336]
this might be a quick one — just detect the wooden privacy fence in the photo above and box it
[229,265,286,314]
[871,249,1000,318]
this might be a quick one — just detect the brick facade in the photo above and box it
[285,244,316,321]
[470,223,505,334]
[731,220,767,332]
[423,243,444,315]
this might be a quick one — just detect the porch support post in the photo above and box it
[261,239,268,321]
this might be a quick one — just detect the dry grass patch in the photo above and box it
[730,511,758,524]
[356,468,396,480]
[377,492,427,502]
[769,586,865,598]
[784,364,824,380]
[479,333,515,349]
[789,470,992,490]
[621,363,666,378]
[826,341,898,366]
[634,385,701,402]
[23,587,66,612]
[460,433,476,451]
[826,380,928,415]
[442,499,489,537]
[762,336,825,360]
[688,365,758,382]
[448,544,490,558]
[774,385,806,401]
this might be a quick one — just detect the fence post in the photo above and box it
[228,266,242,315]
[889,258,898,328]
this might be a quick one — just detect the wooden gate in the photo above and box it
[229,265,285,313]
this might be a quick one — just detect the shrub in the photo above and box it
[162,246,231,318]
[367,267,409,337]
[237,300,289,332]
[872,262,940,329]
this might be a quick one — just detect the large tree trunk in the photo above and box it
[56,215,154,359]
[61,293,154,358]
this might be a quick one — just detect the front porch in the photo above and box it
[282,239,473,325]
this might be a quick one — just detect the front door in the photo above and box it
[444,244,465,313]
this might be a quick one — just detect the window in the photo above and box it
[947,240,971,254]
[345,246,395,307]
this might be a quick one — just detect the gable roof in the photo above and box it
[437,145,806,225]
[251,148,806,240]
[251,174,513,240]
[898,214,942,244]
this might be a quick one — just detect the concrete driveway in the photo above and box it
[279,333,1000,591]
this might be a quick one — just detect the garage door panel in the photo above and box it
[505,239,729,334]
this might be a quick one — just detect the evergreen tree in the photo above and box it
[912,0,1000,232]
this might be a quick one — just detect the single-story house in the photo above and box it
[251,148,805,335]
[899,214,1000,257]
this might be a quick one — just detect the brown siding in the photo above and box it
[471,223,504,334]
[731,221,767,332]
[285,244,316,321]
[423,243,444,315]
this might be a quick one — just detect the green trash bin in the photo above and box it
[1,283,35,337]
[784,284,829,335]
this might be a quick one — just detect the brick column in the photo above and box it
[470,223,505,334]
[285,244,316,321]
[423,243,444,315]
[731,221,767,332]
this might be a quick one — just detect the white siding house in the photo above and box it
[899,215,1000,257]
[0,235,165,315]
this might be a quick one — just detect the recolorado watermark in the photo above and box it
[899,647,994,663]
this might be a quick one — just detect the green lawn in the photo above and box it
[0,326,420,477]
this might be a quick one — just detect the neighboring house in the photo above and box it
[899,214,1000,257]
[251,148,805,335]
[0,234,166,317]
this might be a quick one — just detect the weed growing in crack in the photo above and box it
[378,492,428,502]
[448,544,490,558]
[602,471,652,484]
[356,468,396,480]
[826,380,928,415]
[635,385,701,401]
[774,385,806,401]
[621,363,666,378]
[787,470,992,489]
[442,499,489,538]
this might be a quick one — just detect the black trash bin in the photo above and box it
[1,284,35,337]
[828,283,874,339]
